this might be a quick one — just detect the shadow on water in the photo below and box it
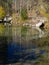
[0,36,8,64]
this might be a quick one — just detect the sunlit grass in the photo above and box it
[38,6,49,19]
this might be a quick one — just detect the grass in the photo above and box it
[38,2,49,19]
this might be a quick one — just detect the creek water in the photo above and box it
[0,25,47,64]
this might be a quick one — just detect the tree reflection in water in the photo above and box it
[0,26,49,65]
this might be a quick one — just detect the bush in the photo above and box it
[0,6,6,19]
[21,9,28,20]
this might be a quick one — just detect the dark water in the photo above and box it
[6,43,40,64]
[0,25,46,64]
[0,36,45,64]
[7,42,45,64]
[0,36,8,64]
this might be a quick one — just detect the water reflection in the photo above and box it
[0,25,48,64]
[7,42,45,64]
[0,36,8,64]
[0,35,45,64]
[35,27,45,38]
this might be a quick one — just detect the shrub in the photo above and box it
[21,9,28,20]
[0,6,6,19]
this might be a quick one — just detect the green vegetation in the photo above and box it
[0,24,12,36]
[0,0,12,15]
[21,26,28,37]
[0,6,6,19]
[21,9,28,20]
[0,24,6,36]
